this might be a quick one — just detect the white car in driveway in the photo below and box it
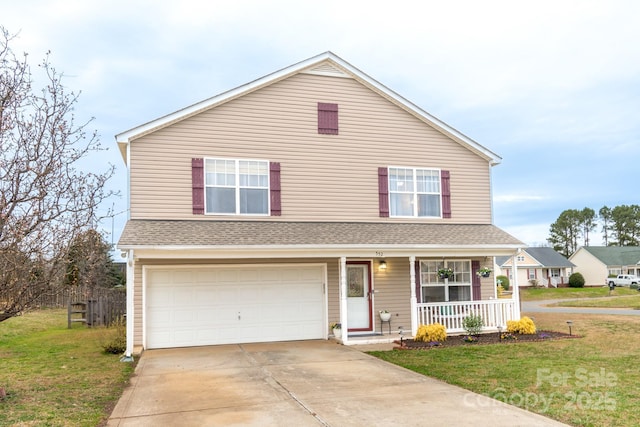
[607,274,640,287]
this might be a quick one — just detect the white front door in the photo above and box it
[346,262,372,331]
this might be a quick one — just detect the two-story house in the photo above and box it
[116,52,524,357]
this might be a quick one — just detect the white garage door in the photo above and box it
[145,264,326,349]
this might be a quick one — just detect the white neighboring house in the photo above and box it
[496,247,574,288]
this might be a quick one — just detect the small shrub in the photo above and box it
[99,316,126,354]
[414,323,447,342]
[568,272,585,288]
[462,314,484,336]
[507,316,537,335]
[631,284,639,290]
[496,275,510,291]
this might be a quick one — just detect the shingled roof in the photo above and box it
[579,246,640,266]
[118,220,524,249]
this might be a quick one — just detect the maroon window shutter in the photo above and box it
[472,260,481,300]
[441,170,451,218]
[192,158,204,215]
[270,162,281,216]
[378,167,389,217]
[318,102,338,134]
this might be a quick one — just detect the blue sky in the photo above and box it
[4,0,640,248]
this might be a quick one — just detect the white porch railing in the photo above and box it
[417,299,518,334]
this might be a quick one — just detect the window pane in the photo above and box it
[390,193,413,216]
[206,187,236,213]
[240,188,268,214]
[420,260,444,285]
[416,169,440,193]
[449,286,471,301]
[448,261,471,284]
[206,159,235,186]
[417,194,441,217]
[421,286,445,303]
[239,161,268,188]
[389,168,413,192]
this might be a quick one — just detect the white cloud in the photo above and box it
[494,194,546,203]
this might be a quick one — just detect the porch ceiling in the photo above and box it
[118,220,524,254]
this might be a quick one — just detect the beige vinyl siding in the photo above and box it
[370,258,412,333]
[479,275,496,300]
[129,73,492,223]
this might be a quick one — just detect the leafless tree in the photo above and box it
[0,27,115,322]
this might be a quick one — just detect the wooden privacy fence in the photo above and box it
[0,286,126,327]
[67,290,126,328]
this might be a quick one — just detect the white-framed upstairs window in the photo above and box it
[388,167,441,217]
[419,260,471,302]
[204,158,269,215]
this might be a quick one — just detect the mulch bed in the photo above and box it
[394,330,580,350]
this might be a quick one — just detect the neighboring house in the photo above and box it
[496,247,574,287]
[115,52,524,357]
[570,246,640,286]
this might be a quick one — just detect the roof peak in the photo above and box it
[115,52,501,166]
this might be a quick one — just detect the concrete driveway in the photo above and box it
[107,340,568,426]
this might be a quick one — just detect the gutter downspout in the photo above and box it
[120,249,135,362]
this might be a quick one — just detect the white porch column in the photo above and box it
[410,256,418,336]
[339,256,349,345]
[512,249,522,319]
[121,250,135,362]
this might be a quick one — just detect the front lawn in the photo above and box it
[0,309,135,426]
[370,312,640,427]
[520,286,638,300]
[550,295,640,309]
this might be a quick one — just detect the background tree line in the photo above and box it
[548,205,640,257]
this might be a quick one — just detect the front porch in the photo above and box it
[337,298,520,345]
[336,254,523,345]
[417,299,519,334]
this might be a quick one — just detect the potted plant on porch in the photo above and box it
[437,267,453,279]
[379,310,391,322]
[476,266,493,278]
[330,322,342,339]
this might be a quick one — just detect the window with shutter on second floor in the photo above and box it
[389,167,442,217]
[204,158,269,215]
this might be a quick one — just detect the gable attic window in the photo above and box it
[388,167,446,218]
[204,158,270,215]
[318,102,338,134]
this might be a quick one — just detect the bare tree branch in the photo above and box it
[0,26,116,321]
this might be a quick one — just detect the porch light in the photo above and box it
[379,260,387,271]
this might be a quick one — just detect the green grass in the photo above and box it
[370,312,640,427]
[0,309,135,426]
[551,295,640,309]
[521,286,638,301]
